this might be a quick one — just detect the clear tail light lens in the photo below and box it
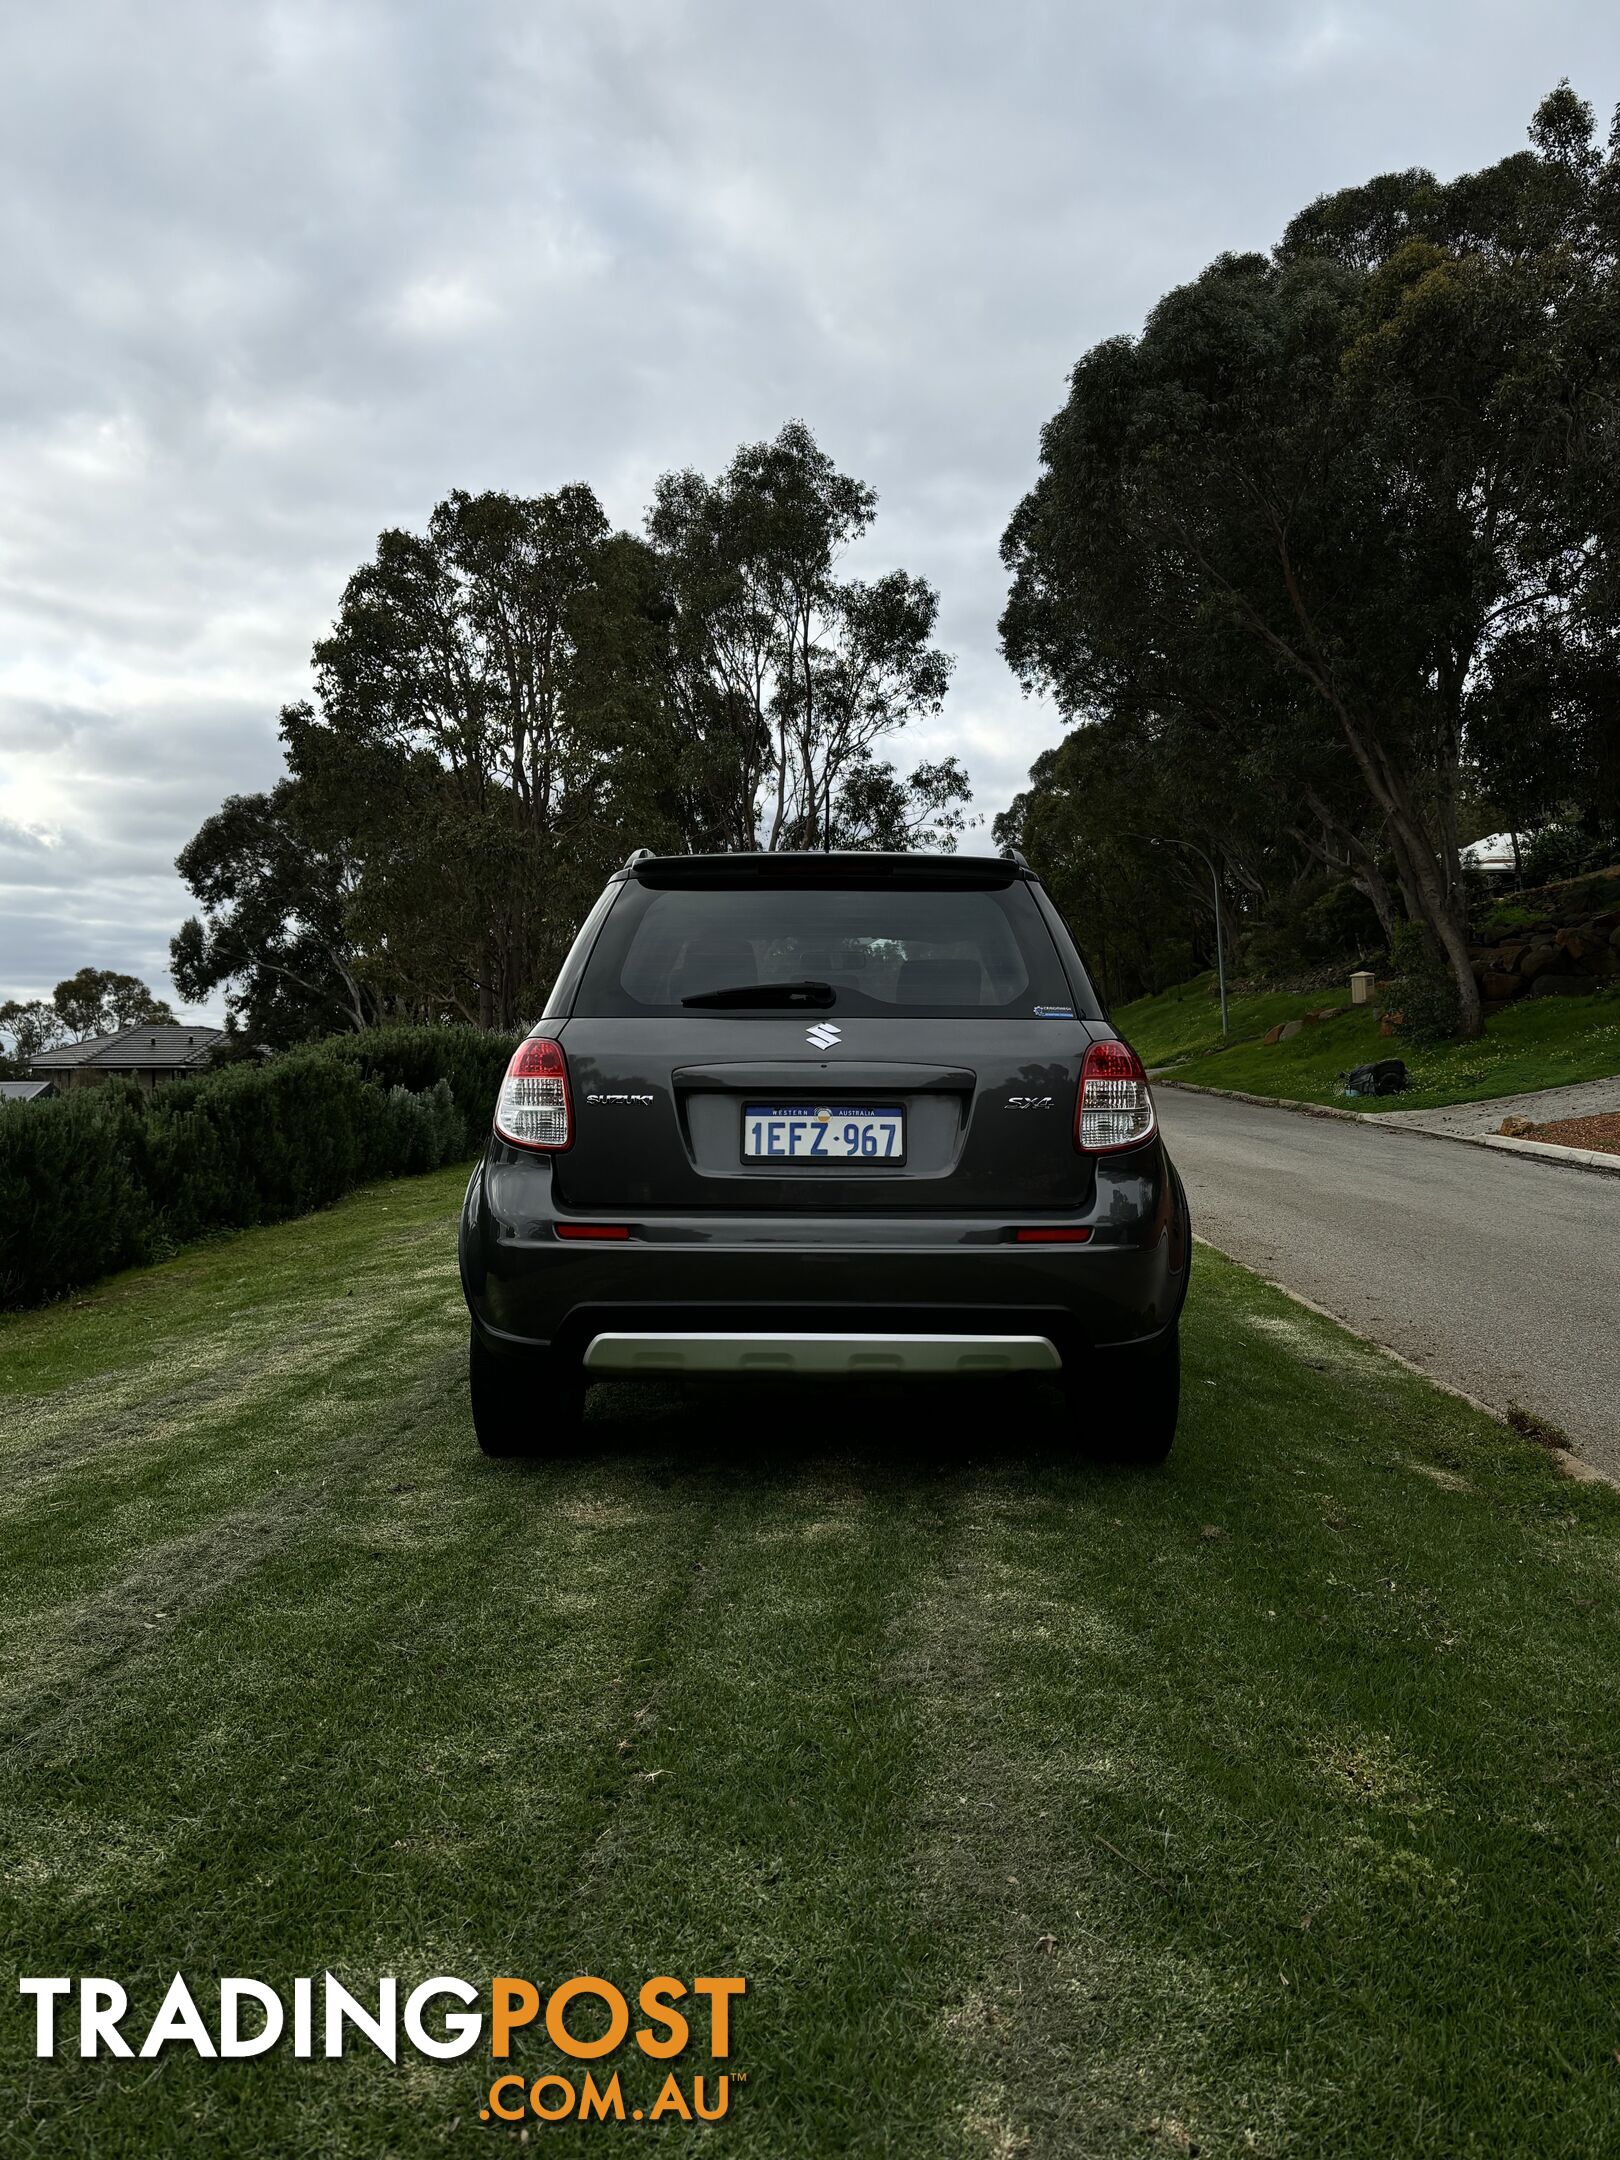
[495,1037,572,1151]
[1075,1038,1156,1153]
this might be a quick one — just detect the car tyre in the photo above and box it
[1073,1327,1179,1465]
[468,1328,585,1458]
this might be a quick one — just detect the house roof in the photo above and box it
[0,1080,55,1101]
[30,1025,224,1073]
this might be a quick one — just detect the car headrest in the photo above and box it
[895,956,984,1006]
[668,938,758,998]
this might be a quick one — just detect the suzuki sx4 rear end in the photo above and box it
[459,851,1191,1462]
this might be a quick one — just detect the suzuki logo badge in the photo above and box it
[805,1022,842,1049]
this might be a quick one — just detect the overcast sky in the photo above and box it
[2,2,1615,1016]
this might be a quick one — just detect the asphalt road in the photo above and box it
[1158,1086,1620,1475]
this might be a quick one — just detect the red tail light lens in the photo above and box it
[555,1224,629,1241]
[1075,1038,1156,1153]
[494,1037,572,1151]
[1015,1226,1093,1243]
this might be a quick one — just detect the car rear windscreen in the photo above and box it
[575,875,1079,1017]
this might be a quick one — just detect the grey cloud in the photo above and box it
[2,1,1615,1010]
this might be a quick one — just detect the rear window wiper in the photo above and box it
[681,979,836,1010]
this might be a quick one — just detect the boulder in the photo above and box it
[1311,1004,1348,1021]
[1519,943,1569,981]
[1554,929,1610,970]
[1378,1012,1403,1037]
[1262,1022,1287,1046]
[1589,910,1620,934]
[1529,974,1600,998]
[1484,972,1525,1000]
[1498,1115,1537,1138]
[1278,1019,1304,1041]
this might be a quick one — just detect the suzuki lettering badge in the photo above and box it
[805,1022,842,1049]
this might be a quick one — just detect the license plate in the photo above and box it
[743,1105,905,1161]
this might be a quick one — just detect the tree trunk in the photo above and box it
[1377,806,1483,1037]
[1428,892,1483,1038]
[767,715,789,850]
[1315,711,1483,1037]
[1238,535,1483,1033]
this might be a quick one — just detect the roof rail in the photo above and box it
[621,848,657,873]
[1000,845,1030,869]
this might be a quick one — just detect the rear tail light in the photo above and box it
[555,1223,629,1241]
[1015,1226,1093,1243]
[495,1037,572,1151]
[1075,1038,1156,1153]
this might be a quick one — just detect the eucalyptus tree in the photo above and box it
[173,435,968,1046]
[1002,86,1620,1036]
[292,487,683,1028]
[649,421,957,850]
[50,969,175,1039]
[171,781,379,1042]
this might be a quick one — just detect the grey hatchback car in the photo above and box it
[459,849,1190,1461]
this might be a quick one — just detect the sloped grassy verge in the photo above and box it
[1119,974,1620,1111]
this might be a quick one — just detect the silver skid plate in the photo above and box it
[582,1331,1061,1377]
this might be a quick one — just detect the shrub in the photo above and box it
[1385,924,1464,1044]
[0,1027,515,1311]
[0,1086,156,1306]
[1238,875,1385,983]
[1522,821,1618,887]
[321,1025,516,1130]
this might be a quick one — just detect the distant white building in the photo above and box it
[1462,833,1518,879]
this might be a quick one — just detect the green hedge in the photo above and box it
[317,1024,521,1130]
[0,1026,517,1310]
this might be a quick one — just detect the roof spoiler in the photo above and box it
[623,851,1027,890]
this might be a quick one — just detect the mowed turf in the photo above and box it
[3,1166,1620,2157]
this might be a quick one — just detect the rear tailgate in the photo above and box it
[550,1016,1104,1214]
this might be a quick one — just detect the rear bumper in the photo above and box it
[460,1146,1190,1373]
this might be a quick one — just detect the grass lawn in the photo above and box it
[1116,973,1620,1112]
[5,1166,1620,2156]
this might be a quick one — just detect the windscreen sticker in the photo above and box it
[1033,1004,1075,1018]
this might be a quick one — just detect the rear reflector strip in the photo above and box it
[1014,1226,1092,1243]
[555,1224,631,1241]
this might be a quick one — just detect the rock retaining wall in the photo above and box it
[1469,910,1620,1002]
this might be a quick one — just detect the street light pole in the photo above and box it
[1131,833,1228,1037]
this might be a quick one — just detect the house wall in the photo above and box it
[55,1066,186,1092]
